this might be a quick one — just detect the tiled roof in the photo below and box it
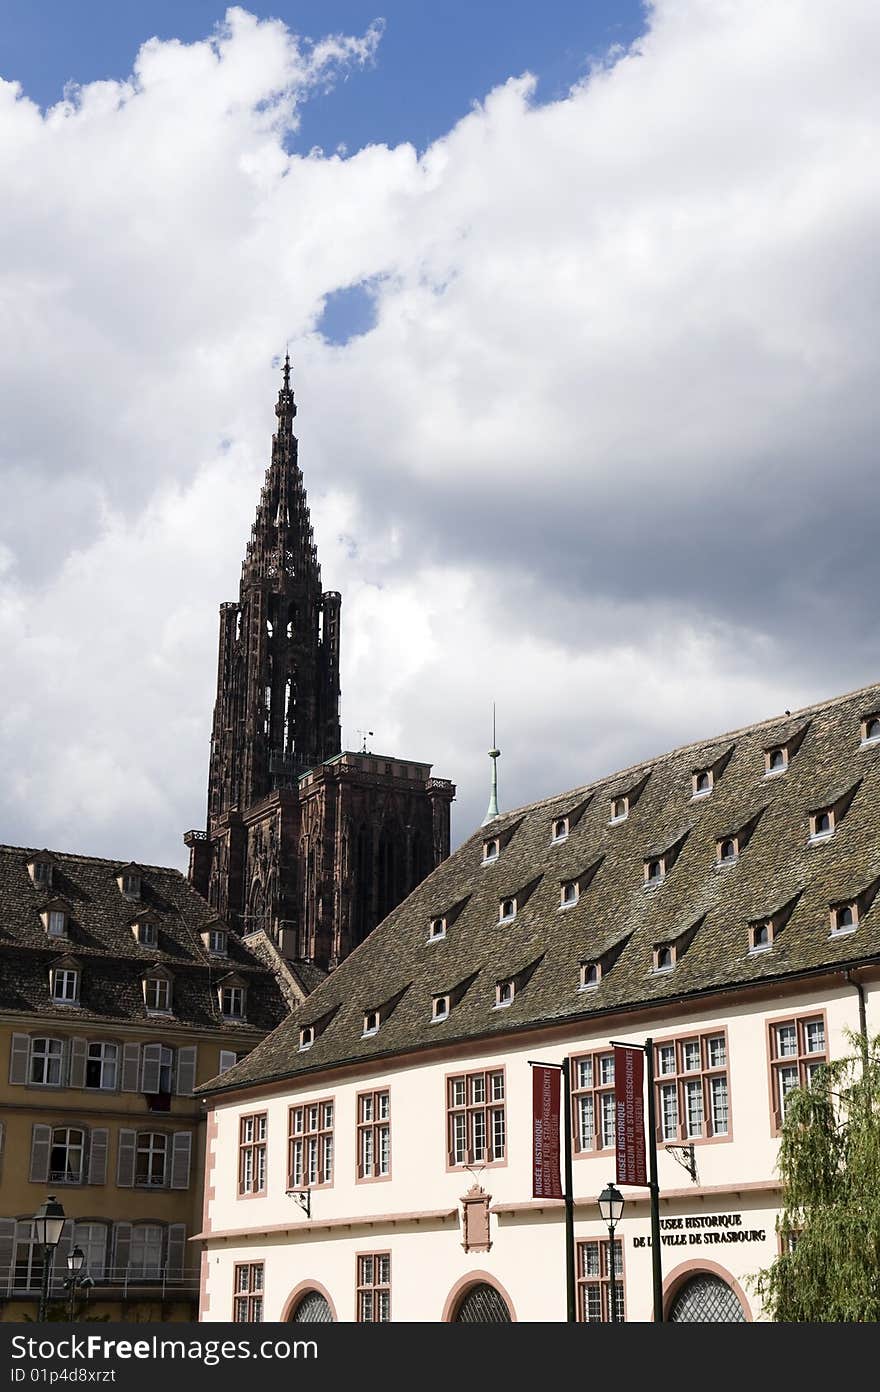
[0,846,287,1031]
[199,681,880,1095]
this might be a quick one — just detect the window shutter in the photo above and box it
[112,1222,132,1278]
[9,1033,30,1085]
[166,1223,186,1279]
[60,1037,71,1087]
[219,1050,238,1073]
[175,1046,197,1096]
[69,1037,87,1090]
[88,1128,109,1185]
[141,1043,162,1094]
[0,1218,16,1298]
[170,1132,192,1189]
[0,1120,4,1161]
[52,1222,73,1295]
[121,1043,141,1092]
[116,1129,136,1187]
[29,1123,52,1183]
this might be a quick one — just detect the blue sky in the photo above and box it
[1,1,646,153]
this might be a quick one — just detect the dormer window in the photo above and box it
[610,797,629,824]
[809,808,835,842]
[50,963,80,1005]
[579,960,601,991]
[299,1025,315,1052]
[427,916,447,942]
[48,909,67,938]
[498,897,517,923]
[494,979,515,1009]
[653,944,675,973]
[482,838,500,865]
[207,929,227,955]
[765,746,788,776]
[644,857,666,887]
[220,985,245,1019]
[431,994,450,1023]
[551,817,569,844]
[830,902,858,936]
[131,918,157,947]
[692,769,713,798]
[144,976,172,1013]
[716,836,739,866]
[749,920,773,953]
[29,856,54,889]
[860,714,880,746]
[117,867,142,900]
[362,1010,380,1037]
[559,881,579,909]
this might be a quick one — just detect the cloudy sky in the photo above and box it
[1,0,879,869]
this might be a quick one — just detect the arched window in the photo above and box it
[452,1282,512,1323]
[668,1272,746,1322]
[289,1290,334,1322]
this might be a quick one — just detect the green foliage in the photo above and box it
[753,1029,880,1322]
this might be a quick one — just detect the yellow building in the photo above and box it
[0,844,294,1321]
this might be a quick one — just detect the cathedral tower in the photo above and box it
[185,361,454,973]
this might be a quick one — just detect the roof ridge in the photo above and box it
[0,845,188,877]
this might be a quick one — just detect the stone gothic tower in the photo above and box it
[186,360,454,974]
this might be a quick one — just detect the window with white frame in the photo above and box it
[135,1132,168,1186]
[809,808,835,841]
[830,901,859,935]
[716,836,739,866]
[653,944,676,972]
[133,919,157,946]
[362,1010,380,1037]
[482,838,499,865]
[655,1031,729,1143]
[551,817,569,843]
[494,979,515,1009]
[288,1100,334,1188]
[357,1090,390,1180]
[427,916,447,942]
[51,966,79,1004]
[298,1026,315,1051]
[144,976,171,1013]
[765,746,788,775]
[749,920,773,953]
[431,994,450,1022]
[769,1014,827,1128]
[238,1113,267,1195]
[85,1041,118,1090]
[208,929,227,954]
[233,1262,264,1322]
[128,1223,163,1278]
[357,1253,391,1322]
[644,857,665,887]
[572,1052,615,1153]
[47,910,67,938]
[49,1126,85,1183]
[859,714,880,745]
[692,769,713,798]
[447,1068,506,1166]
[610,797,628,823]
[498,897,516,923]
[221,985,245,1019]
[560,881,579,908]
[30,1037,63,1086]
[579,961,601,991]
[70,1222,108,1279]
[32,860,53,889]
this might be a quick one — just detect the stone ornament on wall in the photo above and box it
[461,1184,492,1253]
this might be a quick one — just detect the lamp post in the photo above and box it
[65,1246,85,1321]
[598,1182,625,1324]
[33,1196,66,1322]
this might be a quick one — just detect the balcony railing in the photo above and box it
[0,1265,200,1300]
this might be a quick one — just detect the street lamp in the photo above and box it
[33,1196,66,1322]
[65,1246,87,1322]
[597,1182,625,1324]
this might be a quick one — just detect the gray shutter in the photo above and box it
[169,1131,192,1189]
[69,1037,87,1090]
[166,1223,186,1279]
[88,1128,108,1185]
[9,1033,30,1085]
[29,1123,52,1183]
[121,1043,140,1092]
[219,1050,238,1073]
[60,1037,71,1087]
[116,1128,136,1187]
[0,1218,16,1298]
[141,1043,162,1094]
[112,1222,132,1279]
[175,1045,197,1096]
[0,1119,5,1160]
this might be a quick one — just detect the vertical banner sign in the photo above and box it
[532,1065,563,1198]
[614,1045,648,1186]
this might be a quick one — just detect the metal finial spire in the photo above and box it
[282,349,291,392]
[482,703,501,825]
[275,349,297,426]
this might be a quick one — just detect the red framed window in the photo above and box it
[768,1013,827,1129]
[356,1253,391,1322]
[571,1051,616,1153]
[576,1239,625,1322]
[288,1099,334,1188]
[446,1068,506,1166]
[654,1030,730,1143]
[233,1262,263,1322]
[238,1112,267,1195]
[357,1090,390,1179]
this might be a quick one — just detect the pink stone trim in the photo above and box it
[441,1270,517,1322]
[662,1258,753,1321]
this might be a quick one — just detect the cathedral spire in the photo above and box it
[481,705,501,825]
[275,350,297,431]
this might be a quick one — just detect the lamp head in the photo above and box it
[67,1245,85,1274]
[33,1195,66,1249]
[598,1182,625,1226]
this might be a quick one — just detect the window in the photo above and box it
[234,1263,264,1322]
[551,817,569,843]
[494,979,515,1008]
[427,916,447,942]
[447,1068,506,1166]
[221,985,245,1018]
[30,1037,63,1086]
[128,1224,163,1278]
[362,1010,380,1037]
[32,861,53,888]
[860,714,880,745]
[288,1099,334,1188]
[51,967,79,1004]
[579,961,601,991]
[498,897,516,923]
[144,976,171,1013]
[357,1253,391,1322]
[653,944,676,972]
[135,1132,168,1186]
[133,920,157,946]
[560,881,579,908]
[610,797,628,823]
[572,1052,616,1153]
[431,994,450,1023]
[208,929,227,954]
[809,808,834,841]
[644,857,665,886]
[716,836,738,865]
[749,920,773,953]
[769,1014,827,1129]
[692,769,712,798]
[830,901,858,935]
[765,746,788,775]
[49,1126,85,1183]
[85,1041,118,1090]
[298,1026,315,1052]
[238,1113,267,1196]
[47,910,67,938]
[70,1222,108,1279]
[119,873,141,899]
[219,1049,243,1073]
[577,1239,624,1322]
[482,838,499,865]
[357,1090,390,1180]
[655,1031,729,1143]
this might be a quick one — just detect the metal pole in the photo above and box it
[562,1056,576,1323]
[644,1037,664,1322]
[68,1277,75,1323]
[38,1247,51,1323]
[608,1221,618,1323]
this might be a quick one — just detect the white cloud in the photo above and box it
[1,1,879,863]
